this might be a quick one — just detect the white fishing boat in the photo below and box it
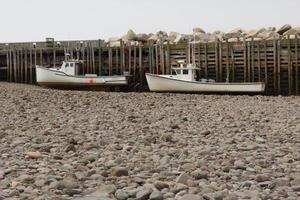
[145,62,265,93]
[36,59,128,89]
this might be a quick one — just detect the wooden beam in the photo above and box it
[98,41,102,76]
[133,45,136,78]
[219,42,223,81]
[296,35,299,95]
[257,42,261,82]
[277,39,281,94]
[226,40,229,83]
[264,40,267,85]
[30,49,33,83]
[204,43,208,79]
[155,45,159,74]
[273,39,277,94]
[166,42,170,74]
[243,39,247,82]
[25,49,28,83]
[215,41,219,81]
[108,44,112,76]
[288,35,292,95]
[139,44,142,85]
[128,45,132,75]
[231,46,235,82]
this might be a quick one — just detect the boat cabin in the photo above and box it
[172,63,198,81]
[58,60,85,76]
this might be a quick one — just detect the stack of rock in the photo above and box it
[106,24,300,46]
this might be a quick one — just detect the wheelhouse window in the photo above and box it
[70,63,74,67]
[182,69,188,74]
[65,63,69,67]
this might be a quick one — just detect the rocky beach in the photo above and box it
[0,82,299,200]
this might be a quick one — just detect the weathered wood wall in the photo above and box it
[0,37,299,95]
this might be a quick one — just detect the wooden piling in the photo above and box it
[30,49,33,83]
[243,38,247,82]
[288,35,292,95]
[204,43,208,79]
[296,35,299,95]
[277,39,281,94]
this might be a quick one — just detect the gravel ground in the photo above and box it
[0,82,299,200]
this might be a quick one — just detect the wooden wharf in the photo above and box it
[0,37,299,95]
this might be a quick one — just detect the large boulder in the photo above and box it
[136,33,149,42]
[283,28,300,36]
[126,29,137,41]
[225,28,243,38]
[174,34,190,44]
[168,32,180,43]
[277,24,292,35]
[107,37,121,47]
[193,27,206,34]
[257,30,280,40]
[148,34,159,43]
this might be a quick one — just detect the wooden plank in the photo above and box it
[204,43,208,79]
[120,40,125,74]
[264,40,267,85]
[81,47,85,74]
[288,36,292,95]
[25,49,28,83]
[160,44,164,74]
[30,49,33,83]
[116,47,119,74]
[9,50,12,82]
[128,45,132,75]
[155,45,159,74]
[230,46,235,82]
[14,49,17,82]
[133,45,136,78]
[215,41,219,81]
[226,40,229,82]
[139,44,142,85]
[34,48,37,83]
[166,42,170,74]
[243,39,247,82]
[53,47,56,67]
[40,49,43,66]
[296,35,299,95]
[277,39,281,94]
[98,41,102,76]
[151,45,155,74]
[257,42,261,82]
[92,46,95,74]
[219,42,223,81]
[198,43,201,78]
[148,45,152,74]
[273,39,277,94]
[251,38,255,82]
[108,44,112,76]
[6,50,9,82]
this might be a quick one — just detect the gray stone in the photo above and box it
[191,170,208,180]
[111,167,129,177]
[115,189,128,200]
[136,188,153,200]
[176,172,192,185]
[154,181,169,190]
[149,190,163,200]
[179,194,203,200]
[73,197,114,200]
[255,174,271,182]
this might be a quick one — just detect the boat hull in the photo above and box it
[145,73,265,93]
[36,66,128,89]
